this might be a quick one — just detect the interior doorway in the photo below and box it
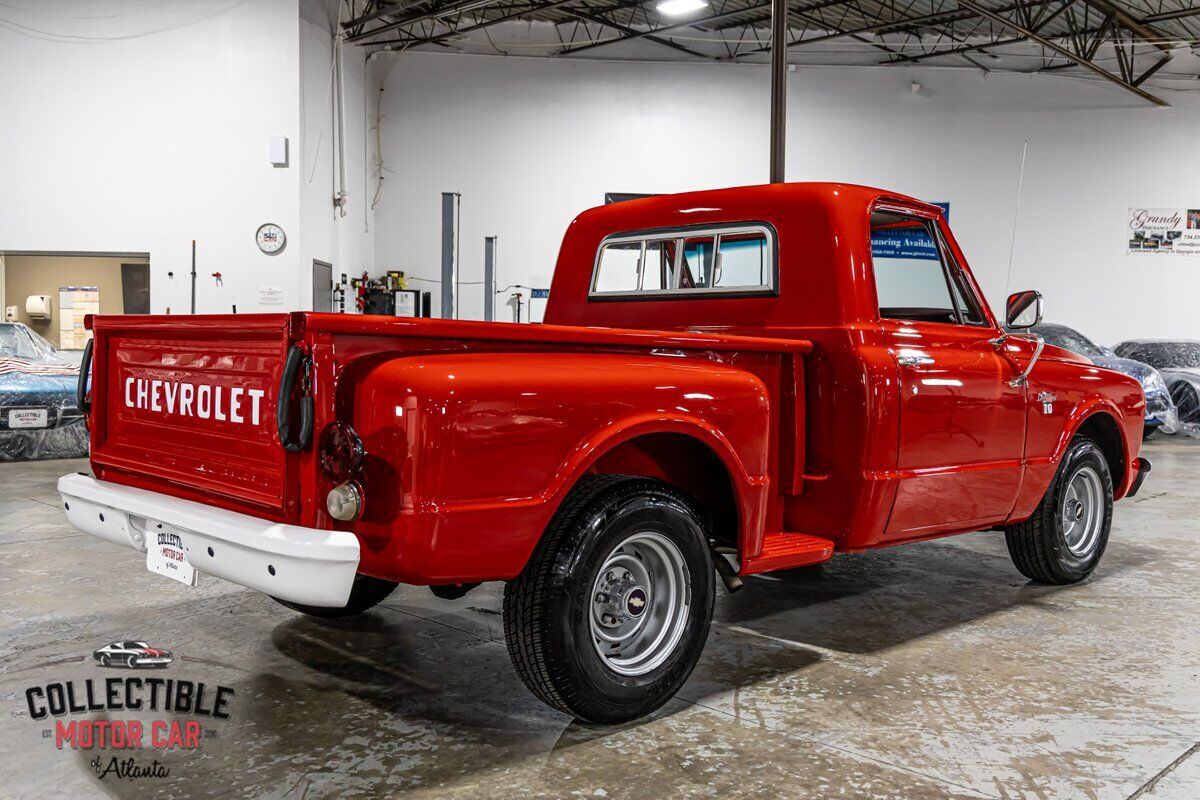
[0,252,150,358]
[313,260,333,312]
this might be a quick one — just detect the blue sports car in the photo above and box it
[1008,323,1179,439]
[0,323,88,460]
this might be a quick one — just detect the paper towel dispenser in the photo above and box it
[26,295,53,320]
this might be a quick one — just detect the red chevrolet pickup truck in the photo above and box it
[59,183,1149,723]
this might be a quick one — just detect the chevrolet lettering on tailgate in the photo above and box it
[124,378,265,425]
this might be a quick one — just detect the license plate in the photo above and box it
[9,409,48,429]
[146,527,198,587]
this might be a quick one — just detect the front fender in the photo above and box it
[1015,360,1143,520]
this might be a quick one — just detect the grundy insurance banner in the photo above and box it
[1128,207,1200,255]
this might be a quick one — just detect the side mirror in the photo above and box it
[1006,290,1043,329]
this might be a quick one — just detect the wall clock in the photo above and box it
[256,223,286,255]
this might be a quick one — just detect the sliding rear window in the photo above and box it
[590,224,775,299]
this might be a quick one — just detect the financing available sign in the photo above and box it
[1127,207,1200,255]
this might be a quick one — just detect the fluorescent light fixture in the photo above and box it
[657,0,708,16]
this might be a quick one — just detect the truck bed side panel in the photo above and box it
[347,351,775,584]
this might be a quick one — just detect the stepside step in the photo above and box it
[742,532,835,575]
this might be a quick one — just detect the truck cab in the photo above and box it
[59,182,1148,724]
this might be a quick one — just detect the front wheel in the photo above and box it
[503,476,715,724]
[1004,436,1113,585]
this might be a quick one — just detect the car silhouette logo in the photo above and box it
[93,640,173,669]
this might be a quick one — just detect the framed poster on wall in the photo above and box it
[58,286,99,350]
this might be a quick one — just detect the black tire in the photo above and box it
[1004,436,1113,585]
[99,655,111,668]
[126,655,136,669]
[1170,381,1199,426]
[272,574,399,618]
[503,476,716,724]
[1142,425,1156,441]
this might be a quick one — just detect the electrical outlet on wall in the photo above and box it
[4,306,16,322]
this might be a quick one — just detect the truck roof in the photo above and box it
[545,182,946,330]
[575,182,939,228]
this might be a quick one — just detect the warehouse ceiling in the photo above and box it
[341,0,1200,105]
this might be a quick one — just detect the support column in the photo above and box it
[769,0,788,183]
[440,192,459,319]
[483,236,497,322]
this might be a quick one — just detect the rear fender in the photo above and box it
[546,413,770,560]
[347,351,773,583]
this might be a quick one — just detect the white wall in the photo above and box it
[0,0,371,316]
[372,52,1200,343]
[299,0,373,307]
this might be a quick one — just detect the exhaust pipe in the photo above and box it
[711,547,743,593]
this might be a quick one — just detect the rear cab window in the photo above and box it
[869,209,986,326]
[591,224,775,299]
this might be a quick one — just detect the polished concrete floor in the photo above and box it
[1,439,1198,799]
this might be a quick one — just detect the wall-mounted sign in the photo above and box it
[257,286,284,305]
[1128,207,1200,255]
[256,223,286,255]
[58,286,98,350]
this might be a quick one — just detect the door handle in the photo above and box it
[896,352,935,367]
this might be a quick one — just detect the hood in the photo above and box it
[1038,343,1092,365]
[0,370,78,402]
[1089,355,1161,385]
[137,646,171,657]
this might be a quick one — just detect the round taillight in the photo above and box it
[327,481,364,521]
[319,422,364,481]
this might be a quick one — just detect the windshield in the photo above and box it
[1032,324,1105,358]
[1115,340,1200,370]
[0,323,61,363]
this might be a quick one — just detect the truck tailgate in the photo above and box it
[87,314,299,520]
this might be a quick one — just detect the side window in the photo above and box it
[594,241,642,293]
[871,211,958,324]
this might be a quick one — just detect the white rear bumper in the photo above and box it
[58,473,360,607]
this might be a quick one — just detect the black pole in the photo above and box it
[769,0,788,183]
[190,239,197,314]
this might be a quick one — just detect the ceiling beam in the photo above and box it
[888,0,1070,65]
[363,0,578,47]
[952,0,1169,105]
[1142,5,1200,23]
[558,1,773,57]
[727,0,1056,59]
[559,6,711,57]
[342,0,411,31]
[1078,0,1174,50]
[346,0,506,42]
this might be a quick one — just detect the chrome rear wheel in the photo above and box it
[589,531,692,677]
